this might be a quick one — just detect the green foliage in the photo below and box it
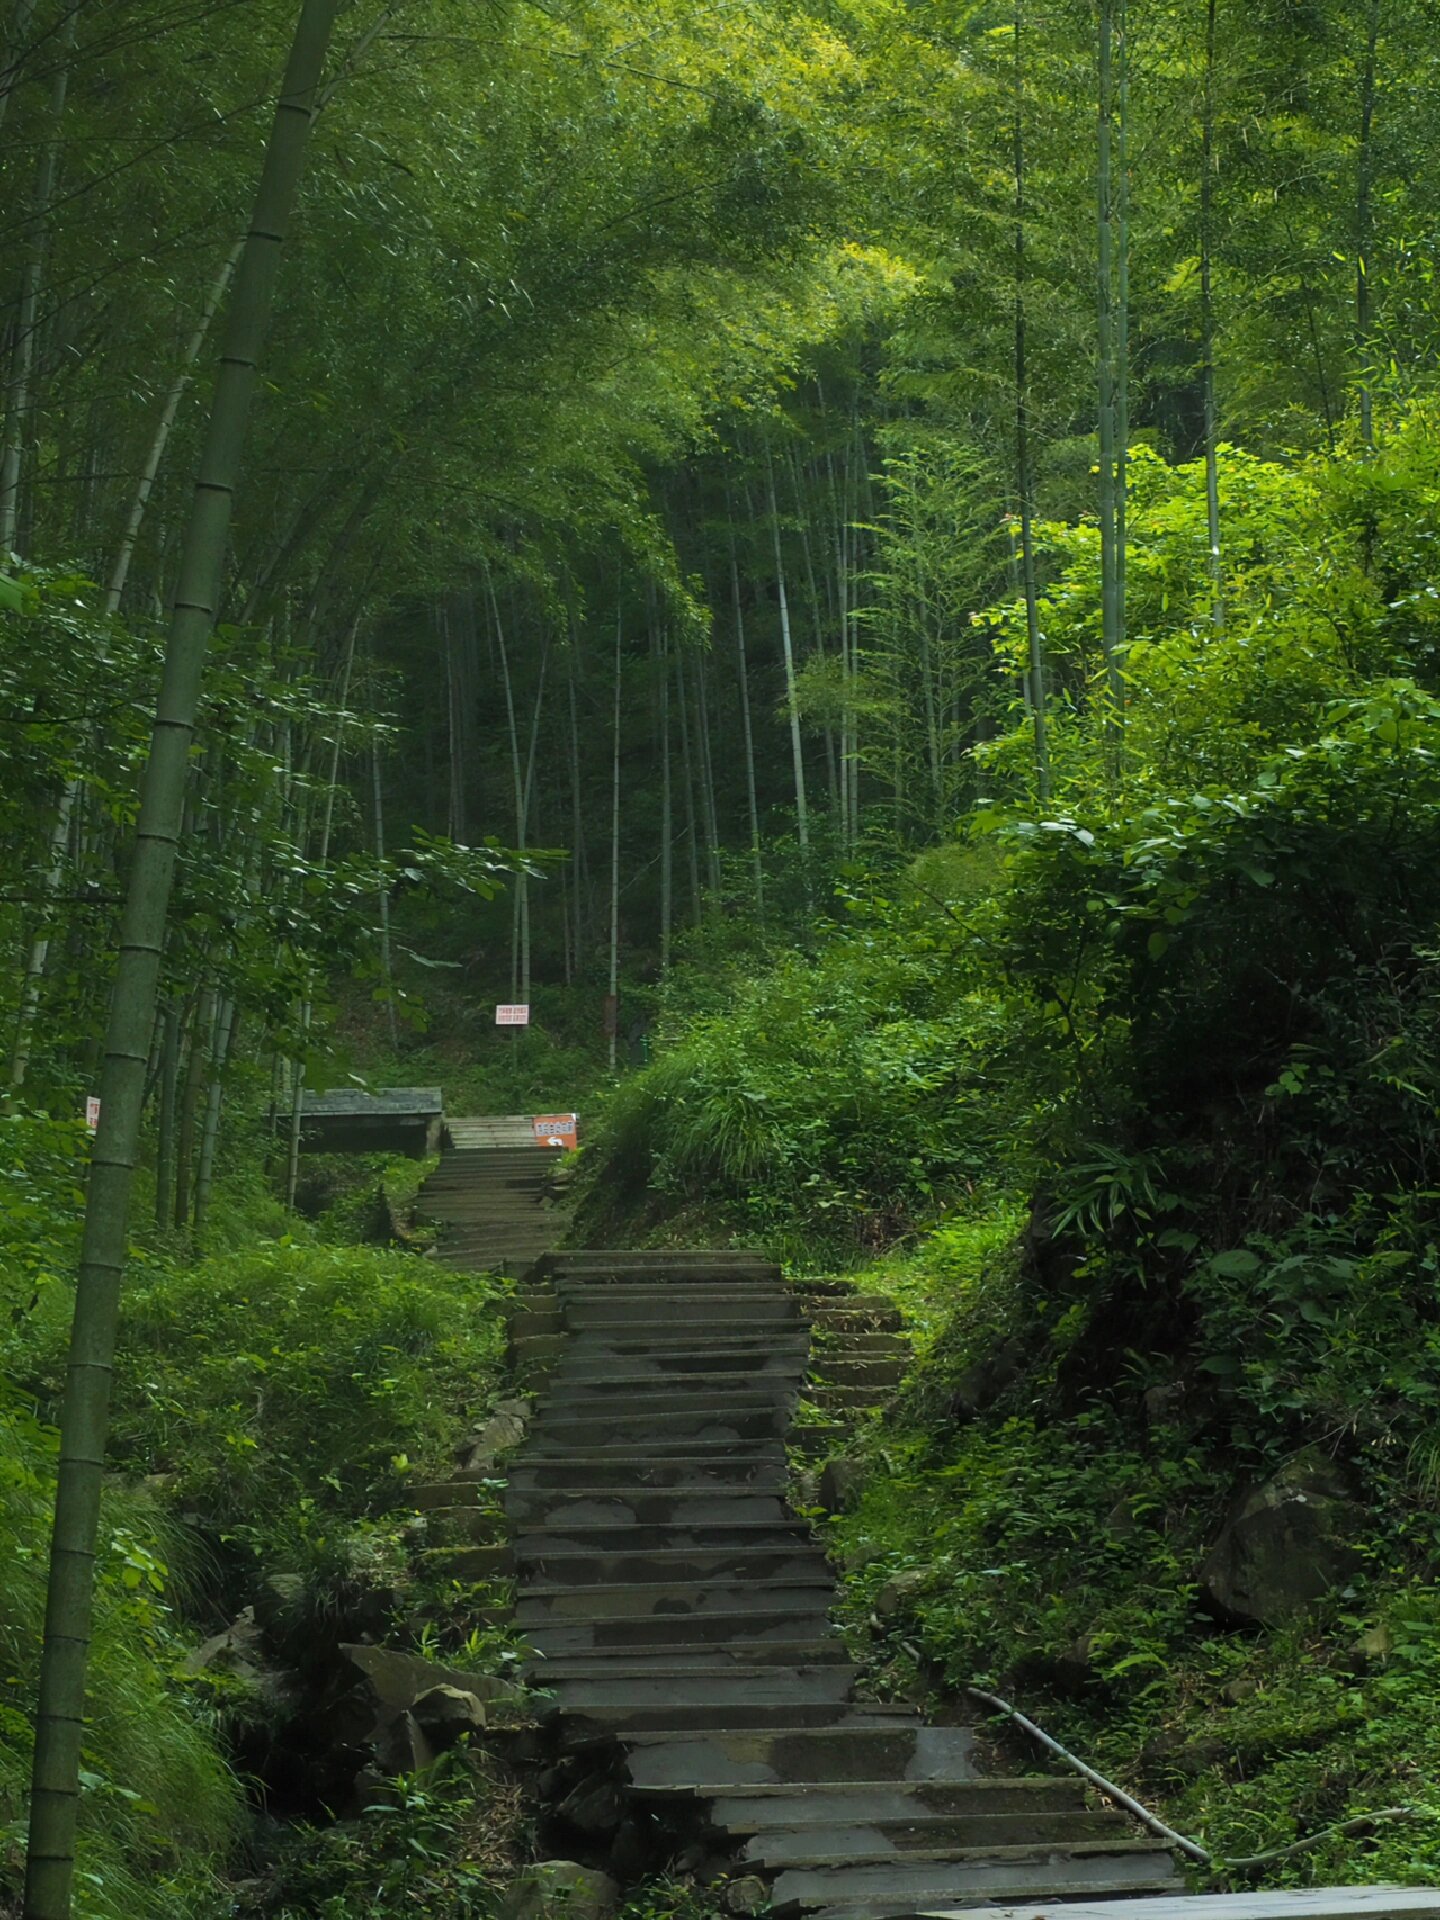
[0,1395,240,1920]
[79,1241,506,1561]
[578,898,1022,1262]
[243,1753,517,1920]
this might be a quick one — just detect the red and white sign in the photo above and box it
[84,1096,101,1133]
[495,1003,530,1027]
[533,1112,578,1150]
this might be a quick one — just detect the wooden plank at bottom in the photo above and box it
[918,1890,1440,1920]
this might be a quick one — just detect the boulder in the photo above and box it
[1199,1450,1364,1628]
[497,1861,620,1920]
[410,1683,487,1750]
[872,1568,927,1621]
[183,1606,265,1679]
[556,1776,627,1836]
[722,1877,770,1914]
[947,1334,1026,1424]
[818,1456,867,1514]
[456,1398,531,1476]
[341,1642,519,1710]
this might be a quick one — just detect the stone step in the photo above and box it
[803,1385,895,1413]
[526,1612,844,1658]
[565,1297,804,1327]
[515,1521,814,1554]
[622,1723,976,1789]
[807,1358,906,1387]
[921,1893,1440,1920]
[810,1328,911,1348]
[407,1480,499,1510]
[505,1489,796,1525]
[534,1385,797,1416]
[523,1609,847,1653]
[527,1641,851,1676]
[552,1269,786,1289]
[542,1250,777,1270]
[420,1506,508,1542]
[513,1579,835,1623]
[507,1454,789,1491]
[769,1847,1181,1915]
[808,1300,904,1330]
[518,1545,830,1587]
[643,1780,1089,1825]
[547,1666,856,1709]
[524,1411,792,1448]
[553,1354,809,1385]
[560,1701,868,1734]
[743,1812,1138,1865]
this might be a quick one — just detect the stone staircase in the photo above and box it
[504,1249,1184,1918]
[418,1115,571,1275]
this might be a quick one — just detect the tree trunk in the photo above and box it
[726,506,764,916]
[765,446,809,857]
[566,636,588,966]
[1095,0,1125,730]
[105,240,243,612]
[173,985,213,1231]
[0,0,36,134]
[674,644,703,924]
[1355,0,1379,447]
[489,573,526,999]
[1201,0,1224,627]
[1014,0,1050,799]
[607,603,621,1072]
[7,777,77,1096]
[24,10,338,1911]
[657,625,673,968]
[695,648,722,894]
[518,632,551,1007]
[153,1001,180,1230]
[371,737,399,1052]
[191,997,236,1241]
[0,8,75,555]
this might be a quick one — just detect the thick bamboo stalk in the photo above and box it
[1014,0,1050,799]
[0,0,36,135]
[7,776,77,1096]
[24,10,338,1911]
[371,738,399,1052]
[0,9,75,554]
[105,240,243,612]
[657,624,673,968]
[726,507,764,916]
[607,602,621,1072]
[765,446,809,856]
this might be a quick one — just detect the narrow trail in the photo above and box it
[415,1125,1440,1920]
[505,1249,1180,1918]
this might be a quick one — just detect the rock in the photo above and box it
[818,1456,867,1514]
[183,1606,264,1678]
[1347,1623,1393,1670]
[947,1335,1026,1424]
[1199,1449,1364,1628]
[456,1398,531,1475]
[557,1776,627,1835]
[410,1683,487,1750]
[1142,1383,1186,1429]
[341,1642,519,1711]
[375,1709,436,1775]
[254,1571,306,1628]
[873,1568,927,1621]
[497,1861,620,1920]
[1051,1632,1098,1694]
[722,1876,770,1914]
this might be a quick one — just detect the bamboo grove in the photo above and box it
[4,0,1440,1911]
